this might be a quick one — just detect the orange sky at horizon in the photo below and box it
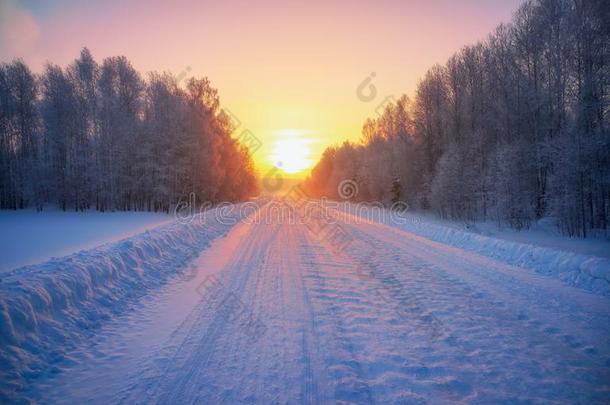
[0,0,523,178]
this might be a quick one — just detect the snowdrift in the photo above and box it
[342,205,610,296]
[0,204,254,399]
[404,220,610,295]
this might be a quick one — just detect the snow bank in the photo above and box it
[403,220,610,295]
[341,205,610,296]
[0,204,256,399]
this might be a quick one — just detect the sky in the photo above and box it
[0,0,523,177]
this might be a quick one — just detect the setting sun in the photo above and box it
[268,129,315,174]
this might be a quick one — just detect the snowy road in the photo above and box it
[21,201,610,403]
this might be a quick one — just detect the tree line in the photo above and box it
[0,48,258,212]
[305,0,608,237]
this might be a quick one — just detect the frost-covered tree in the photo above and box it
[0,49,258,212]
[306,0,609,237]
[0,60,39,209]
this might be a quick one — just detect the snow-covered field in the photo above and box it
[1,200,609,403]
[0,209,171,272]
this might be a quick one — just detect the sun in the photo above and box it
[269,129,314,174]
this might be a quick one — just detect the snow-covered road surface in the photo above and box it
[5,201,610,403]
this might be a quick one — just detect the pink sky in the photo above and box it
[0,0,523,176]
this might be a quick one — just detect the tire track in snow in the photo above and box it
[152,213,274,403]
[133,202,331,403]
[297,215,464,403]
[26,199,610,404]
[328,207,610,402]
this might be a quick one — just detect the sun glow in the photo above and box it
[269,129,315,175]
